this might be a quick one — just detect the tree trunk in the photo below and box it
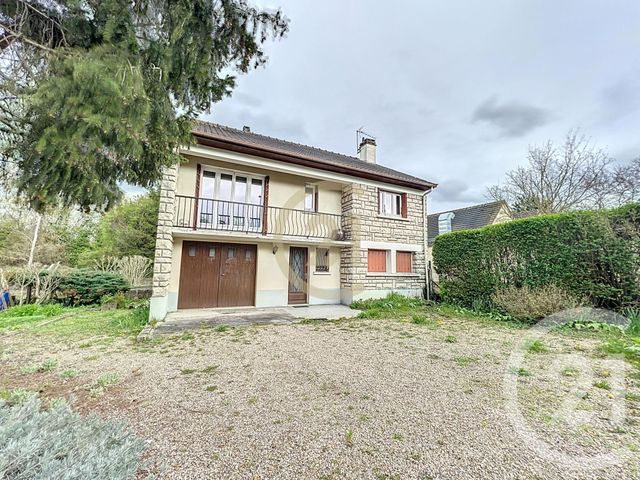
[28,214,41,267]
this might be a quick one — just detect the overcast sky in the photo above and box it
[202,0,640,213]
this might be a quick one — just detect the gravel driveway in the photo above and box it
[2,315,639,479]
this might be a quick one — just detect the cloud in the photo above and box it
[429,179,485,209]
[472,96,552,137]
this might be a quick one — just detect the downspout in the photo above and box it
[422,189,430,300]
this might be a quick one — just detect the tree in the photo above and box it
[488,130,614,213]
[0,0,288,211]
[93,191,160,261]
[610,157,640,206]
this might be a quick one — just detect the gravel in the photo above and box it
[2,316,639,479]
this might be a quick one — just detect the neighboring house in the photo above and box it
[150,121,436,320]
[425,200,512,283]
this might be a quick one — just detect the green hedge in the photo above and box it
[432,204,640,309]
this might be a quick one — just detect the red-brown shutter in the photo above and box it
[368,249,387,272]
[314,187,319,213]
[401,193,408,218]
[192,163,201,230]
[396,251,412,273]
[261,176,270,235]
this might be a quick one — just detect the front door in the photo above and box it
[288,247,308,305]
[178,241,256,309]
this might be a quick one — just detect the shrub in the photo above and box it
[58,270,129,306]
[116,256,152,287]
[492,285,580,320]
[433,204,640,310]
[0,396,146,479]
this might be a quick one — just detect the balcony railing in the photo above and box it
[174,195,347,241]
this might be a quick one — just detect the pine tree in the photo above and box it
[0,0,288,211]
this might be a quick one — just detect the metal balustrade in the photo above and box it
[174,195,348,241]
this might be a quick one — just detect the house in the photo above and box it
[149,121,437,320]
[425,200,512,284]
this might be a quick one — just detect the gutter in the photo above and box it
[191,132,438,192]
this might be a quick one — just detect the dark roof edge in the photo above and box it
[191,131,437,192]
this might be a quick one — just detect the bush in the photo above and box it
[492,285,580,320]
[58,270,129,306]
[0,396,145,479]
[433,204,640,310]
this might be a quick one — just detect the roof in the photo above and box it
[190,121,436,191]
[427,200,509,245]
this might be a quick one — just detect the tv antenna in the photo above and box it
[356,127,376,151]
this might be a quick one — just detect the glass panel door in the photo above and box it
[233,176,247,229]
[199,171,215,227]
[249,179,263,231]
[217,173,233,228]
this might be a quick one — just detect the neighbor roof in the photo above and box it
[427,200,509,245]
[190,121,436,191]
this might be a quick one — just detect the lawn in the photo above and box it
[1,302,639,479]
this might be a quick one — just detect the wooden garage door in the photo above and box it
[178,241,256,309]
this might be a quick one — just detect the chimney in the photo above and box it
[242,125,251,133]
[358,137,377,163]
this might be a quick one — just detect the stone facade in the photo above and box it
[150,163,179,320]
[340,184,426,303]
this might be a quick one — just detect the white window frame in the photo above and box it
[379,190,402,217]
[198,166,266,230]
[304,184,318,212]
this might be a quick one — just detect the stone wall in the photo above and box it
[341,184,426,303]
[150,163,179,320]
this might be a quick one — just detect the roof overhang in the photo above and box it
[192,132,437,192]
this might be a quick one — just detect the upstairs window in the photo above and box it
[316,248,330,272]
[305,184,318,212]
[379,190,407,217]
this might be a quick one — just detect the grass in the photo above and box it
[593,380,611,390]
[444,335,457,343]
[89,372,120,396]
[353,293,425,320]
[562,367,580,377]
[22,358,58,374]
[61,369,78,380]
[454,356,478,367]
[526,339,547,353]
[0,304,149,338]
[511,367,532,377]
[344,429,354,447]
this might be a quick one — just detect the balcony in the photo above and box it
[174,195,348,241]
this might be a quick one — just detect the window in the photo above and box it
[188,246,196,257]
[438,212,455,235]
[379,190,403,217]
[396,251,412,273]
[227,247,236,258]
[208,247,216,257]
[368,249,387,272]
[316,248,330,272]
[305,184,317,212]
[198,168,265,230]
